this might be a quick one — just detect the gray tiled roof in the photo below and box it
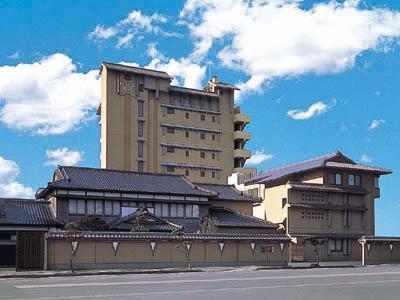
[40,166,215,198]
[291,232,366,239]
[0,198,60,226]
[289,203,368,212]
[288,182,368,195]
[109,208,182,232]
[196,183,261,202]
[48,230,290,241]
[209,208,278,229]
[325,162,392,174]
[247,151,391,185]
[101,62,172,79]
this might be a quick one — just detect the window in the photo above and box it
[69,199,77,214]
[193,205,199,218]
[329,239,343,252]
[374,177,379,188]
[185,131,189,138]
[77,200,85,214]
[138,121,144,137]
[138,161,144,172]
[212,134,215,141]
[212,153,216,159]
[87,200,95,214]
[138,141,144,157]
[170,204,178,217]
[212,171,215,178]
[185,150,189,157]
[104,201,112,215]
[219,89,224,96]
[167,107,175,114]
[138,83,144,92]
[329,173,342,185]
[200,133,205,140]
[185,170,190,176]
[138,100,144,117]
[122,206,137,217]
[212,116,216,122]
[201,114,206,121]
[348,174,355,186]
[177,204,185,217]
[155,203,162,216]
[200,152,205,159]
[186,112,190,119]
[167,146,175,153]
[200,170,205,177]
[96,200,103,215]
[349,175,361,187]
[162,203,169,217]
[185,205,193,218]
[355,175,361,187]
[167,166,175,173]
[112,201,120,216]
[167,127,175,134]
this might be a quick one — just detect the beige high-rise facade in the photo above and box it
[98,62,255,184]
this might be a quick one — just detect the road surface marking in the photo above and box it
[13,278,400,300]
[14,271,400,289]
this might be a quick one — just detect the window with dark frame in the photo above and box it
[167,107,175,114]
[167,166,175,173]
[200,170,205,177]
[212,134,215,141]
[186,112,190,119]
[138,141,144,157]
[212,153,216,159]
[138,100,144,117]
[185,131,189,138]
[185,150,189,157]
[167,127,175,134]
[167,146,175,153]
[200,133,205,140]
[201,114,206,121]
[200,152,205,159]
[138,121,144,137]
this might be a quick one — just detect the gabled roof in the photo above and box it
[208,208,278,229]
[0,199,60,227]
[109,208,182,232]
[196,183,262,203]
[100,62,172,80]
[37,166,215,198]
[246,151,392,185]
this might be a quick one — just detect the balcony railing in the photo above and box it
[233,131,251,141]
[234,149,251,159]
[234,113,251,124]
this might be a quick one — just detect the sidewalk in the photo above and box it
[0,263,360,279]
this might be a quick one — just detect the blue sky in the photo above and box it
[0,0,399,235]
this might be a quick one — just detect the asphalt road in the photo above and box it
[1,265,400,300]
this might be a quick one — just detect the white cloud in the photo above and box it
[180,0,400,95]
[0,53,99,135]
[287,102,329,120]
[88,25,118,40]
[8,50,20,60]
[369,119,385,130]
[45,148,84,167]
[0,156,34,198]
[361,154,373,163]
[245,150,273,165]
[143,43,206,89]
[89,10,174,49]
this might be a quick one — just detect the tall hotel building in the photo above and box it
[98,62,255,184]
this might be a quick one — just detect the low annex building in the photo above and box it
[230,151,396,263]
[0,199,60,269]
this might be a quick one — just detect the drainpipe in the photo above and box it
[358,236,366,267]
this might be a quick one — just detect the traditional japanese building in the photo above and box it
[230,151,392,262]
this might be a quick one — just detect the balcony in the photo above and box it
[234,149,251,159]
[234,131,251,141]
[234,113,251,124]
